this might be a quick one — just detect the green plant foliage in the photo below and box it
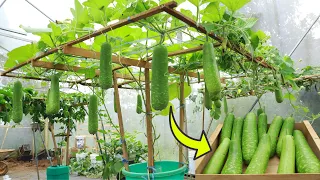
[0,84,87,131]
[95,130,148,179]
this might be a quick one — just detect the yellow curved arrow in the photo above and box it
[169,106,212,160]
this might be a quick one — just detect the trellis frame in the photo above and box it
[0,0,275,174]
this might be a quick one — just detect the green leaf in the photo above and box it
[49,22,62,38]
[180,9,196,21]
[35,33,55,47]
[201,2,225,22]
[188,0,200,6]
[302,107,310,113]
[256,30,268,41]
[284,93,296,102]
[250,32,259,50]
[168,82,192,100]
[158,102,175,116]
[88,8,105,24]
[219,0,251,12]
[168,83,179,101]
[113,161,123,173]
[242,17,258,29]
[83,0,113,9]
[96,155,103,161]
[71,0,90,27]
[202,23,216,33]
[4,44,38,69]
[85,68,96,79]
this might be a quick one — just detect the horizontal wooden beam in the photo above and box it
[163,7,273,69]
[2,73,138,89]
[0,1,177,76]
[31,61,146,81]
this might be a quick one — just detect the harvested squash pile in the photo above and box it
[202,112,320,174]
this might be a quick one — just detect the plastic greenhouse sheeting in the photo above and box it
[0,0,319,161]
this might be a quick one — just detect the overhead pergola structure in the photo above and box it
[0,1,275,173]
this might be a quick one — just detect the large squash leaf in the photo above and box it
[4,44,38,70]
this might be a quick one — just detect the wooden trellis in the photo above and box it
[0,0,275,173]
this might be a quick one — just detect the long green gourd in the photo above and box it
[277,135,295,173]
[203,42,221,101]
[136,94,143,114]
[245,134,271,174]
[203,138,230,174]
[100,41,113,90]
[221,140,243,174]
[151,45,169,111]
[274,81,283,103]
[242,112,258,164]
[46,74,60,115]
[219,113,235,143]
[12,81,23,123]
[88,95,98,134]
[276,117,295,157]
[258,113,268,141]
[294,130,320,173]
[223,96,228,115]
[267,116,283,157]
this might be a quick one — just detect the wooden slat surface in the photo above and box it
[303,120,320,159]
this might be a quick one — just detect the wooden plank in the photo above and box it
[63,46,149,68]
[163,7,273,69]
[113,72,130,171]
[146,45,204,61]
[31,61,145,81]
[144,68,154,172]
[179,74,185,166]
[0,1,177,76]
[32,59,204,82]
[303,120,320,159]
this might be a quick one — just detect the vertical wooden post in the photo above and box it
[113,72,130,171]
[66,118,70,165]
[179,74,185,166]
[144,68,154,172]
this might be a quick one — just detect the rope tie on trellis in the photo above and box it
[176,103,185,109]
[121,157,129,164]
[146,111,153,115]
[119,138,126,144]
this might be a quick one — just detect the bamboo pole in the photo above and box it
[113,72,130,171]
[66,118,70,165]
[179,74,185,166]
[144,68,154,172]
